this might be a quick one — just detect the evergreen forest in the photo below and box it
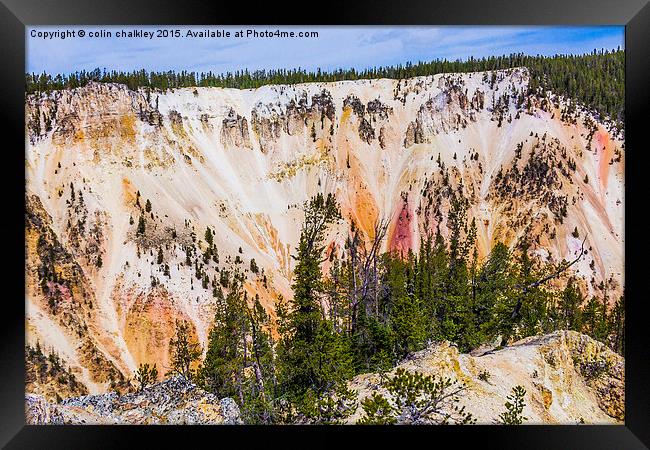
[168,194,624,424]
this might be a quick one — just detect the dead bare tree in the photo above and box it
[347,219,390,334]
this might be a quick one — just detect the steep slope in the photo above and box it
[25,68,624,394]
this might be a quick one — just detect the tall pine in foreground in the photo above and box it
[557,277,584,331]
[241,294,277,423]
[199,272,248,401]
[385,251,426,359]
[168,320,202,382]
[200,271,278,423]
[276,193,355,417]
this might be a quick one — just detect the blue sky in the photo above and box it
[26,26,624,75]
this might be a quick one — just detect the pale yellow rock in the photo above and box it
[347,331,623,425]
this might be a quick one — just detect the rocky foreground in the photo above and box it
[26,331,622,425]
[26,376,242,425]
[348,330,624,424]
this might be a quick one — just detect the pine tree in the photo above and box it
[386,252,426,359]
[510,240,551,341]
[137,215,146,235]
[498,385,528,425]
[441,196,477,350]
[608,295,624,355]
[557,278,584,331]
[168,320,202,381]
[276,194,354,409]
[199,275,247,399]
[582,296,603,340]
[359,368,475,424]
[135,363,158,391]
[428,229,450,339]
[242,294,277,424]
[476,241,514,341]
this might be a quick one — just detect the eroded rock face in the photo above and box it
[221,108,252,149]
[540,331,624,421]
[403,76,480,147]
[343,95,393,144]
[251,109,283,154]
[26,376,242,425]
[347,331,624,424]
[25,82,156,146]
[25,68,624,403]
[26,194,129,392]
[250,89,336,153]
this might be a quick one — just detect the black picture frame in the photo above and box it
[2,0,648,448]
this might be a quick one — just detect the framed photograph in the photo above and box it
[2,0,648,447]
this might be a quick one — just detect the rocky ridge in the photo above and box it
[347,330,624,424]
[26,376,242,425]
